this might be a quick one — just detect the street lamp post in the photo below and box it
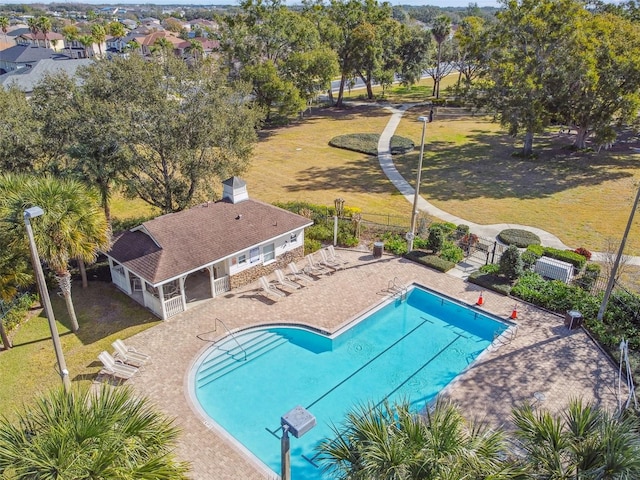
[280,405,316,480]
[597,184,640,321]
[24,206,71,392]
[407,116,429,252]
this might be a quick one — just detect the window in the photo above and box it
[263,243,275,262]
[250,247,260,263]
[238,254,247,265]
[290,233,298,243]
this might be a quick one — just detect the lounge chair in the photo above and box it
[112,339,150,367]
[98,351,138,380]
[327,245,349,266]
[305,254,330,275]
[259,276,286,299]
[274,269,301,290]
[288,262,314,284]
[319,248,342,270]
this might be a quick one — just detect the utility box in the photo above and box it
[534,256,574,283]
[564,310,583,329]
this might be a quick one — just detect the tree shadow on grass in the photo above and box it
[50,281,160,346]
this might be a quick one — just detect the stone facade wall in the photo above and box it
[229,246,304,290]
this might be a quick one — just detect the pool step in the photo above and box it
[196,331,287,388]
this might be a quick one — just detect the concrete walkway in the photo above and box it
[376,104,640,265]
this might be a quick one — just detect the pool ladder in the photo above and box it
[213,317,247,361]
[388,277,408,301]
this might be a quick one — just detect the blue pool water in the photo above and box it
[191,285,508,479]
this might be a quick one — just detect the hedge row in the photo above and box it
[404,251,455,272]
[526,245,587,270]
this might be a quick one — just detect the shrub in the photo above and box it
[455,224,470,238]
[404,251,455,272]
[430,222,457,237]
[1,293,37,332]
[439,241,464,263]
[521,250,540,270]
[328,134,414,156]
[526,244,545,256]
[413,236,429,249]
[467,271,512,295]
[573,247,592,261]
[479,264,500,275]
[383,233,408,255]
[541,247,586,271]
[499,245,523,280]
[111,214,156,234]
[306,224,333,242]
[337,232,359,247]
[427,227,445,253]
[575,263,601,293]
[497,229,541,248]
[304,237,321,254]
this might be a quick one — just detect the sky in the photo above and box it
[0,0,505,7]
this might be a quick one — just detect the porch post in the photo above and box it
[208,266,216,298]
[179,277,187,311]
[158,285,167,320]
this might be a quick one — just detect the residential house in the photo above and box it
[0,44,56,74]
[16,32,65,51]
[0,57,93,94]
[105,178,313,320]
[130,31,188,57]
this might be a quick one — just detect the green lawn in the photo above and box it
[0,282,159,418]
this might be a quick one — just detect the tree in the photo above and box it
[318,398,522,479]
[37,16,51,48]
[0,174,110,332]
[151,37,173,58]
[499,245,523,280]
[109,21,126,51]
[111,55,262,213]
[396,24,431,88]
[61,24,79,57]
[186,39,204,64]
[0,385,190,478]
[0,16,9,41]
[452,16,487,91]
[78,34,94,57]
[513,399,640,478]
[91,23,106,57]
[26,17,39,37]
[0,86,42,173]
[430,15,452,98]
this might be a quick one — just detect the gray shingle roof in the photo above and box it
[107,199,313,285]
[0,58,93,92]
[0,44,54,63]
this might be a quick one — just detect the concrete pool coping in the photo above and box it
[122,249,622,479]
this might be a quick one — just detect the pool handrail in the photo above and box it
[214,317,247,362]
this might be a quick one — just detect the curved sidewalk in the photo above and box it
[376,104,640,265]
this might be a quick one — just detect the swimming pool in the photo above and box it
[189,284,509,479]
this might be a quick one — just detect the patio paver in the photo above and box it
[122,249,621,479]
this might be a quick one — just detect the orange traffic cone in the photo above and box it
[510,305,518,320]
[476,292,484,306]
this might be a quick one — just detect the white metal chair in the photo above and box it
[98,351,138,380]
[327,245,349,266]
[274,269,301,290]
[319,248,342,270]
[288,262,314,284]
[259,276,286,299]
[305,254,330,275]
[112,339,150,367]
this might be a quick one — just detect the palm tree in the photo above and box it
[26,17,39,44]
[91,23,106,57]
[318,399,523,479]
[0,385,190,478]
[109,21,126,52]
[513,399,640,478]
[0,16,9,41]
[78,34,94,58]
[186,40,204,65]
[37,16,51,48]
[62,24,79,57]
[431,15,451,99]
[0,174,110,332]
[152,37,173,58]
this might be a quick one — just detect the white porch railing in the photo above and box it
[111,267,128,292]
[213,275,230,297]
[164,296,184,318]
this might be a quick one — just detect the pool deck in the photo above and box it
[123,249,622,480]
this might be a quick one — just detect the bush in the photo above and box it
[111,214,156,234]
[573,247,592,261]
[328,134,414,155]
[521,250,540,270]
[304,237,321,254]
[575,263,601,292]
[439,241,464,263]
[1,293,37,332]
[497,229,541,248]
[306,224,333,242]
[479,264,500,275]
[526,244,545,256]
[383,233,407,255]
[404,251,455,272]
[430,222,457,237]
[427,227,445,253]
[467,271,512,295]
[499,245,523,280]
[541,247,586,271]
[337,232,359,247]
[413,236,429,249]
[455,224,470,239]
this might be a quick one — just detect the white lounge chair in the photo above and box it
[274,269,301,290]
[327,245,349,266]
[259,276,286,299]
[305,254,330,275]
[319,248,342,270]
[112,339,150,367]
[288,262,314,284]
[98,351,138,380]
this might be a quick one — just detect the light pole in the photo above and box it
[597,183,640,321]
[407,116,429,252]
[280,405,316,480]
[24,206,71,392]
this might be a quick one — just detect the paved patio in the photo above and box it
[123,249,621,480]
